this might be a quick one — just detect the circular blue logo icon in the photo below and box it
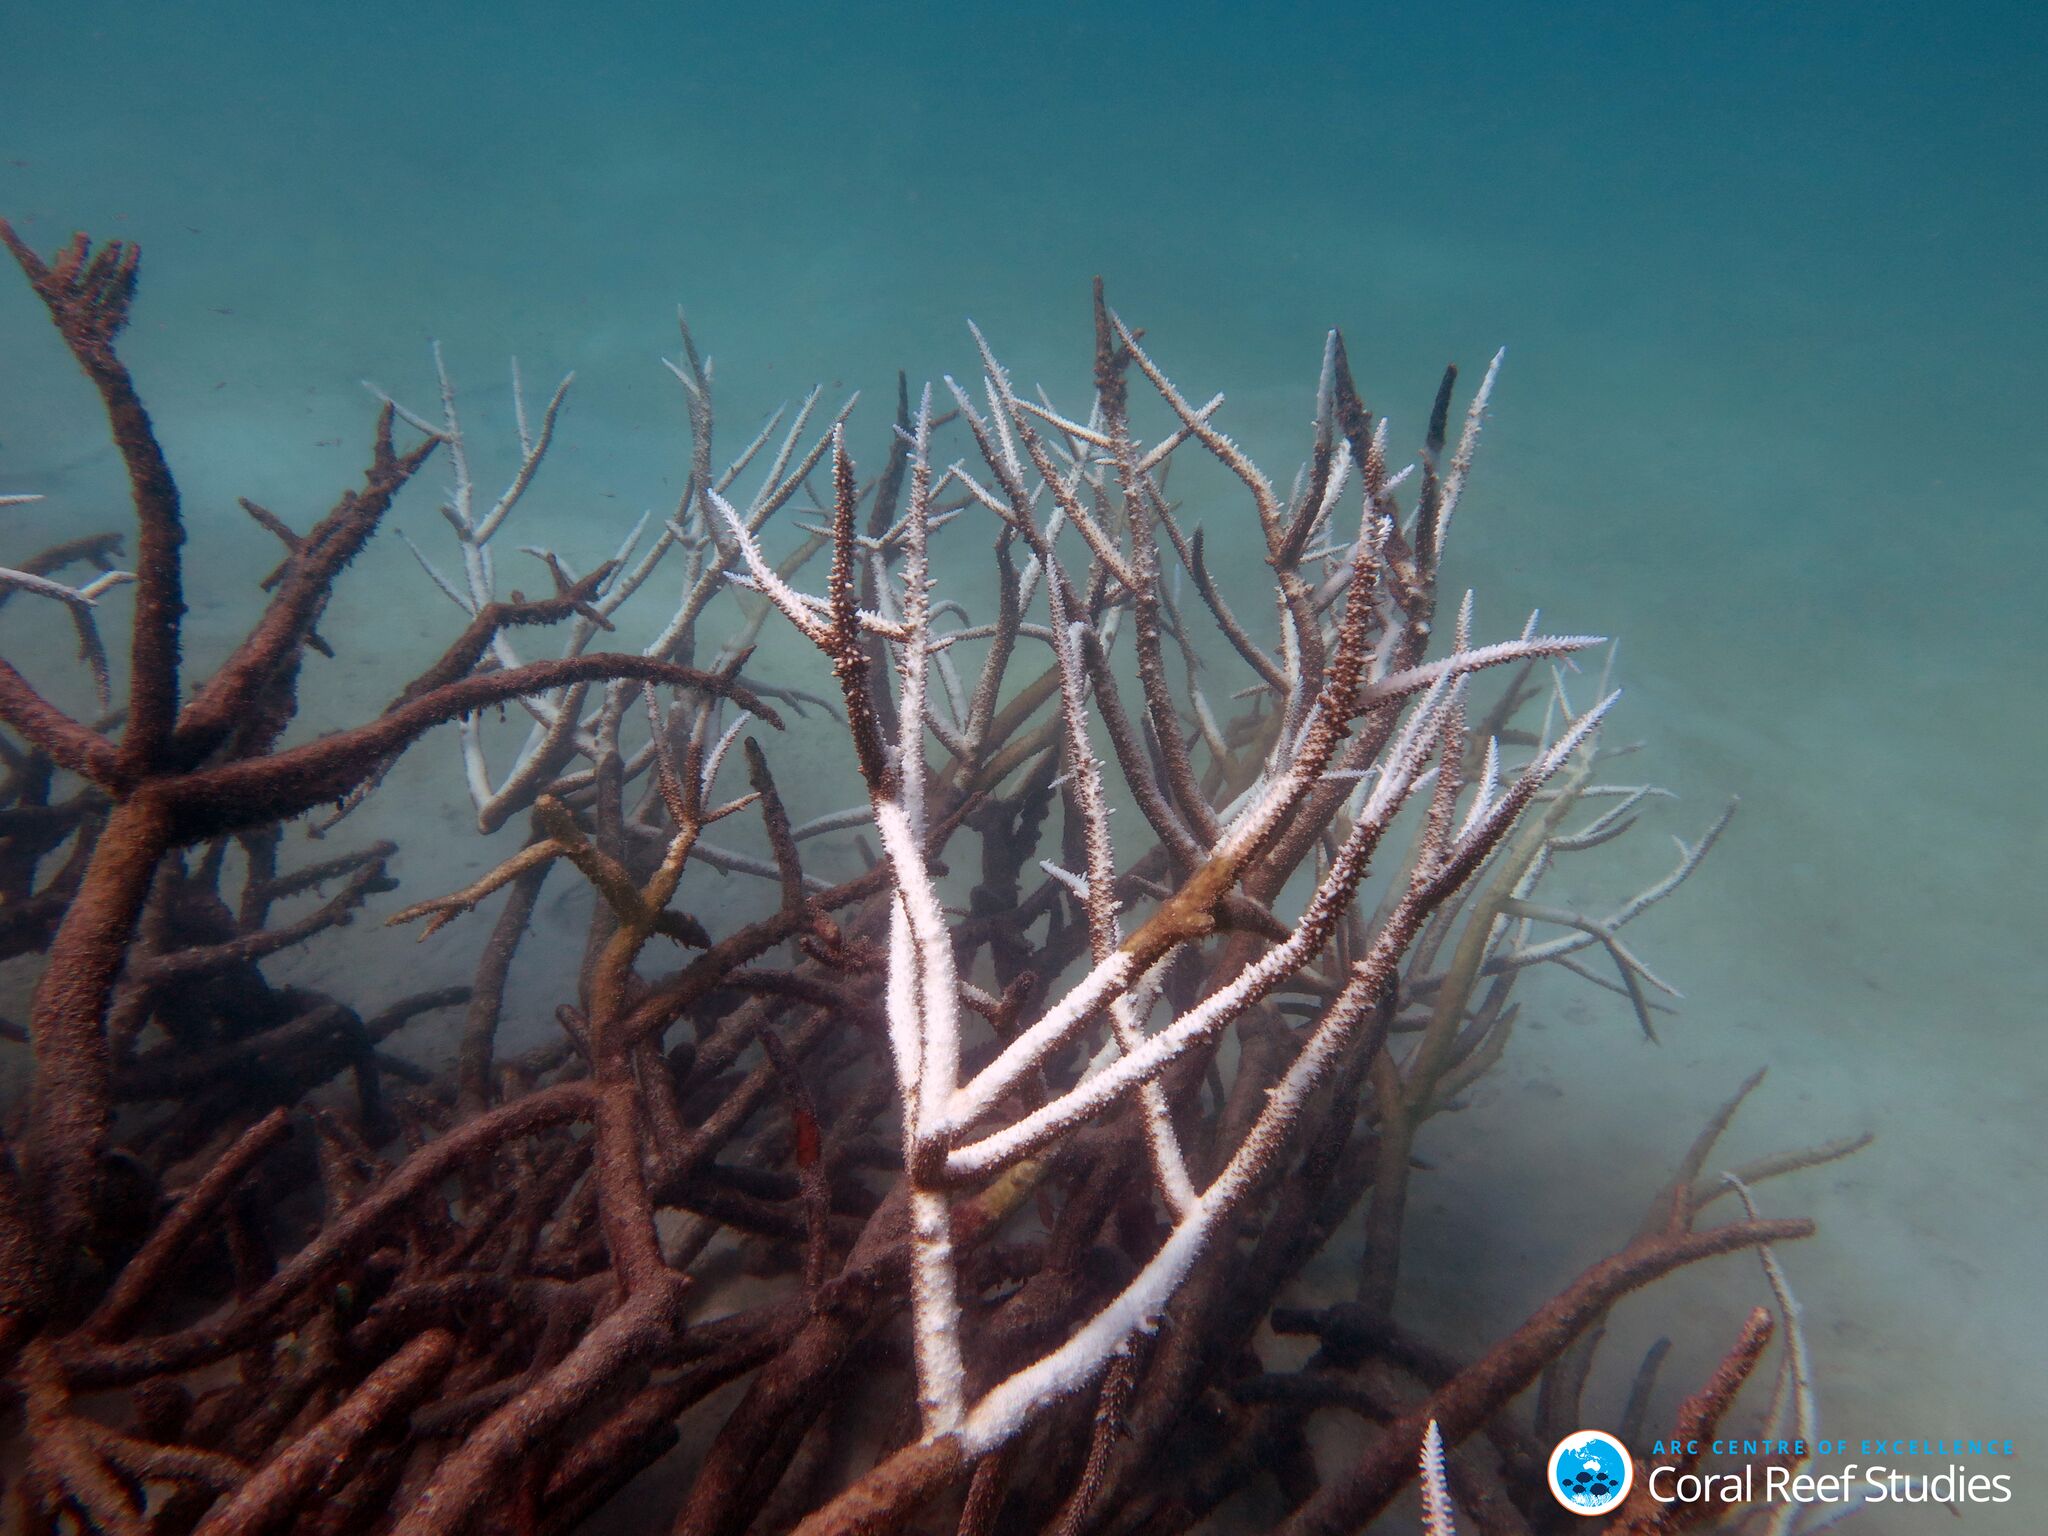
[1547,1429,1633,1516]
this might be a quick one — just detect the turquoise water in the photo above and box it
[4,2,2043,1530]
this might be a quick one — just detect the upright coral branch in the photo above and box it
[1,223,181,777]
[0,227,775,1305]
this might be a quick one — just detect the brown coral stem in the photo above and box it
[21,790,173,1276]
[192,1328,456,1536]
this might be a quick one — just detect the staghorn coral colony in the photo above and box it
[0,228,1862,1536]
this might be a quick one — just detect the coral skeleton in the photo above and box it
[0,229,1862,1536]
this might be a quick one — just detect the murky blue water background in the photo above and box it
[4,3,2043,1529]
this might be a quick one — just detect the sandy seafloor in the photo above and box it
[2,2,2044,1531]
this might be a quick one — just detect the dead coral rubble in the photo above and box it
[0,230,1858,1536]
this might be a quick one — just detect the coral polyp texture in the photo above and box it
[0,230,1860,1535]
